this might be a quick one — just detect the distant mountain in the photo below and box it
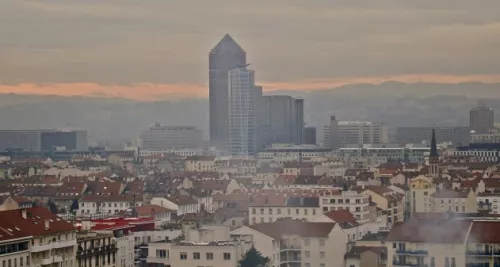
[0,82,499,143]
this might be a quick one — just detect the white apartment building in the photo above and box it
[338,146,430,164]
[150,196,199,216]
[448,150,499,163]
[78,195,134,216]
[387,218,500,267]
[319,191,371,224]
[248,197,321,225]
[147,225,252,267]
[232,219,348,267]
[0,208,77,267]
[324,121,389,147]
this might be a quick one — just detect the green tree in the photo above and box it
[47,200,58,214]
[238,247,269,267]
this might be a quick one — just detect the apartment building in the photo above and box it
[151,196,199,216]
[248,196,321,225]
[140,124,204,150]
[409,175,437,215]
[324,119,389,148]
[184,156,216,172]
[78,195,134,216]
[0,208,77,267]
[477,193,500,214]
[319,191,371,224]
[429,190,478,213]
[232,219,348,267]
[387,218,500,267]
[77,232,118,267]
[360,186,404,227]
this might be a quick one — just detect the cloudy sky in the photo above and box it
[1,0,499,100]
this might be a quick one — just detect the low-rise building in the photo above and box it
[429,189,477,213]
[477,192,500,214]
[319,191,371,224]
[360,186,405,227]
[78,195,134,216]
[344,246,387,267]
[248,196,321,225]
[184,156,216,172]
[409,175,436,215]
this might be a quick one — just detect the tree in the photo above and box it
[47,200,58,214]
[70,198,79,214]
[238,247,269,267]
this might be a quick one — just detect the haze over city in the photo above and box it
[1,0,500,100]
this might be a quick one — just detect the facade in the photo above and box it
[227,67,258,156]
[395,126,470,146]
[232,219,348,267]
[78,195,133,216]
[338,146,430,164]
[360,186,404,227]
[409,176,436,215]
[140,124,203,150]
[319,191,371,224]
[470,105,494,134]
[257,95,304,149]
[325,119,389,149]
[184,156,216,172]
[77,232,118,267]
[0,129,88,152]
[303,127,317,145]
[470,127,500,144]
[429,190,477,213]
[477,193,500,214]
[209,34,247,152]
[248,197,321,225]
[0,208,77,267]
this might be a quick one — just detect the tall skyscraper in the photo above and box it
[257,95,304,149]
[228,67,257,156]
[209,34,246,152]
[470,104,494,134]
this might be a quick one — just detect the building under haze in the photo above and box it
[257,95,304,149]
[395,126,470,146]
[140,124,203,150]
[470,104,494,134]
[303,126,317,145]
[228,67,257,156]
[324,117,389,149]
[209,34,246,152]
[0,129,88,152]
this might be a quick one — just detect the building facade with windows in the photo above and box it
[319,191,371,224]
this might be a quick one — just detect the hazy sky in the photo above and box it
[1,0,500,100]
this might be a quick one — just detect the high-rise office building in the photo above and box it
[228,67,257,156]
[470,105,494,134]
[257,95,304,149]
[324,118,388,149]
[0,129,88,152]
[209,34,246,152]
[303,127,317,145]
[140,124,203,150]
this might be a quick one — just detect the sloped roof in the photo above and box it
[249,219,335,239]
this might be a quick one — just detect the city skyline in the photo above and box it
[2,1,500,100]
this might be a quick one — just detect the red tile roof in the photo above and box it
[136,204,171,217]
[249,219,335,239]
[467,221,500,244]
[274,175,297,185]
[80,195,133,203]
[388,219,471,243]
[0,207,75,241]
[323,210,357,225]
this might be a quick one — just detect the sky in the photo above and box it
[1,0,500,100]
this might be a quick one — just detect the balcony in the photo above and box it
[280,244,301,251]
[52,239,76,249]
[392,260,427,267]
[467,250,500,256]
[31,243,53,252]
[77,244,118,258]
[395,249,429,256]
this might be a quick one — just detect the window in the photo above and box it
[320,264,325,267]
[462,206,466,212]
[305,264,310,267]
[304,209,308,215]
[330,199,335,204]
[223,253,231,260]
[319,239,325,246]
[180,253,187,260]
[296,209,299,215]
[156,250,167,258]
[451,257,456,267]
[193,252,200,260]
[312,209,316,215]
[288,209,291,215]
[455,206,458,212]
[252,208,256,214]
[206,253,213,260]
[304,239,310,246]
[346,199,350,204]
[424,192,428,196]
[260,208,264,214]
[269,208,273,215]
[319,251,325,259]
[393,243,397,248]
[355,199,360,204]
[356,207,361,212]
[445,257,449,267]
[305,251,310,258]
[277,209,281,215]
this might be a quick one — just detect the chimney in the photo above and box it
[44,219,50,229]
[21,209,27,219]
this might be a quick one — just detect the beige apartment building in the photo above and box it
[184,156,216,172]
[249,196,321,225]
[429,189,477,213]
[409,175,437,215]
[387,218,500,267]
[360,186,404,226]
[232,219,348,267]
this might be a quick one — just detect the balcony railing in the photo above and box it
[395,249,429,256]
[466,250,500,256]
[280,244,301,251]
[77,244,118,258]
[392,260,427,267]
